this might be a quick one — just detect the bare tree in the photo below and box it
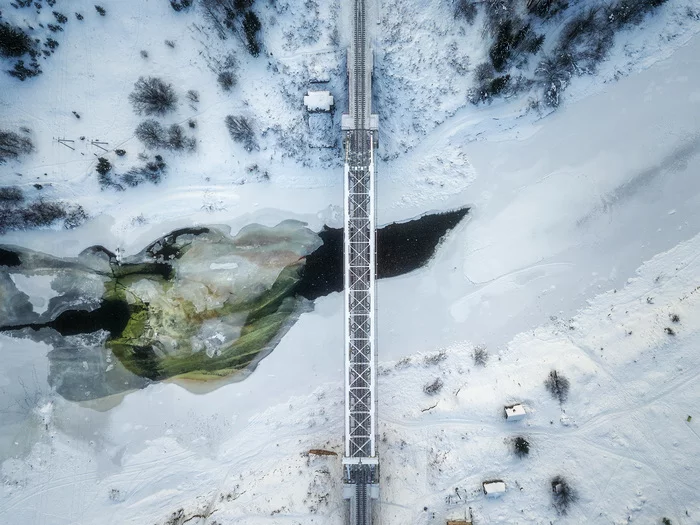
[129,77,178,116]
[225,115,256,151]
[544,369,570,403]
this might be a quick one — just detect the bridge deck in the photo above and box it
[343,0,379,523]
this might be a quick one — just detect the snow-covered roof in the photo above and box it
[304,90,334,112]
[505,404,526,420]
[483,481,506,496]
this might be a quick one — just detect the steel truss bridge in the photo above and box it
[341,0,379,524]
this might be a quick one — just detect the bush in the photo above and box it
[0,22,34,58]
[135,120,195,151]
[0,129,34,164]
[95,5,106,16]
[186,89,199,104]
[225,115,256,151]
[129,77,178,116]
[217,70,236,91]
[528,0,569,19]
[64,205,88,229]
[96,157,112,175]
[165,124,196,151]
[489,19,544,72]
[243,10,261,56]
[513,436,530,457]
[21,200,67,228]
[98,156,167,190]
[135,119,166,149]
[170,0,193,11]
[234,0,254,10]
[53,11,68,24]
[551,476,577,515]
[423,377,444,395]
[544,369,570,403]
[473,346,488,366]
[121,156,167,187]
[607,0,669,30]
[471,72,511,104]
[454,0,477,23]
[8,59,42,80]
[0,186,24,203]
[76,12,84,21]
[0,197,79,234]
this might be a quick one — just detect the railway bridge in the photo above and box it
[341,0,379,524]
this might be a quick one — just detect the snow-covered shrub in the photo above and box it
[243,11,262,56]
[53,11,68,24]
[513,436,530,457]
[135,120,195,151]
[454,0,477,23]
[186,89,199,104]
[96,157,112,176]
[489,18,544,72]
[129,77,178,116]
[170,0,193,12]
[0,129,34,163]
[0,186,24,203]
[544,369,570,403]
[217,70,237,91]
[135,119,166,149]
[528,0,569,19]
[551,476,577,515]
[225,115,256,151]
[121,156,167,187]
[607,0,669,29]
[64,205,89,229]
[0,22,34,58]
[20,200,68,229]
[8,59,42,80]
[423,377,444,395]
[472,346,488,367]
[165,124,196,152]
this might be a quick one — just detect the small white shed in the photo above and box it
[504,403,526,421]
[303,90,334,112]
[483,480,506,497]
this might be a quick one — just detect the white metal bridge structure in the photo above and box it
[341,0,379,523]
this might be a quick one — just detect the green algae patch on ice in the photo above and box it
[102,225,316,383]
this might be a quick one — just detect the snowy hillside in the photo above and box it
[2,0,700,524]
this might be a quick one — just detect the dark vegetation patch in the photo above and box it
[0,129,34,164]
[170,0,193,12]
[551,476,578,514]
[135,120,196,152]
[201,0,262,56]
[0,22,34,58]
[513,436,530,457]
[544,369,570,403]
[0,185,88,234]
[423,377,444,395]
[129,77,178,116]
[97,155,168,190]
[469,0,670,106]
[225,115,256,152]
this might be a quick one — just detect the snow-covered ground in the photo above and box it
[2,0,700,524]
